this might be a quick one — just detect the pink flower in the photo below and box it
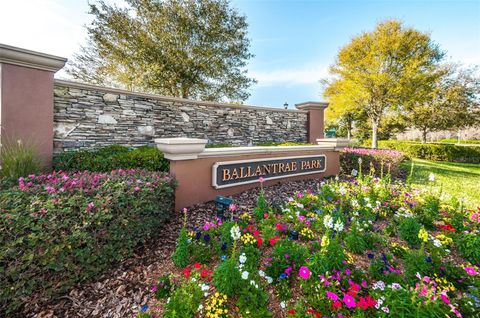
[259,177,265,183]
[343,294,356,308]
[285,266,292,276]
[134,186,141,192]
[298,266,311,279]
[440,293,450,304]
[464,267,478,276]
[229,203,237,212]
[326,291,338,301]
[87,202,95,212]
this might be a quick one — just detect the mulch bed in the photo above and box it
[23,179,322,318]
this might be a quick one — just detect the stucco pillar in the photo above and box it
[0,44,67,168]
[295,101,329,143]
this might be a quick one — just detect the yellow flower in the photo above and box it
[418,227,428,242]
[321,235,330,247]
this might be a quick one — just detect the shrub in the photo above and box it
[172,228,191,268]
[458,233,480,265]
[398,217,423,247]
[340,147,406,177]
[53,145,169,172]
[164,278,203,318]
[213,258,242,296]
[0,170,175,314]
[371,140,480,163]
[0,140,41,179]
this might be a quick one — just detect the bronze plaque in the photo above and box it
[212,155,327,189]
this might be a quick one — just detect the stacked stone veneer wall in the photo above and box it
[53,80,308,153]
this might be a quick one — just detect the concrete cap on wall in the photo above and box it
[317,138,350,150]
[295,101,329,110]
[155,137,208,160]
[0,43,67,72]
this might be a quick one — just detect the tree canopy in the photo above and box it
[67,0,256,102]
[323,20,446,148]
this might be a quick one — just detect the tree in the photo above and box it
[323,20,444,148]
[406,65,480,143]
[66,0,256,101]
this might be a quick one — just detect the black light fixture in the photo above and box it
[283,102,288,109]
[214,195,233,220]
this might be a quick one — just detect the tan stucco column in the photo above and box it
[295,102,329,143]
[0,44,67,168]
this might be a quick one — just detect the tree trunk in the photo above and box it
[421,129,428,143]
[371,118,379,149]
[347,121,352,140]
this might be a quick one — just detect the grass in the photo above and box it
[401,158,480,208]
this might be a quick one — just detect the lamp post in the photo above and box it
[284,102,288,109]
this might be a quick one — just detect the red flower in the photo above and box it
[307,309,321,317]
[287,310,296,315]
[331,300,342,310]
[253,230,260,237]
[194,262,201,269]
[257,237,263,248]
[264,213,269,219]
[275,223,285,232]
[438,224,456,232]
[183,267,191,279]
[358,295,376,310]
[269,235,279,246]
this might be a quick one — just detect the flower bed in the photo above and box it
[0,170,175,315]
[340,147,407,178]
[142,176,479,317]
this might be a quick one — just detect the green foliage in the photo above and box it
[213,258,242,296]
[309,238,346,275]
[0,140,41,179]
[458,233,480,265]
[236,282,272,318]
[54,145,169,172]
[172,228,191,268]
[403,250,434,283]
[253,190,268,221]
[155,275,173,299]
[414,195,441,228]
[374,140,480,163]
[345,229,367,254]
[398,217,423,247]
[0,170,175,315]
[164,278,203,318]
[68,0,256,101]
[266,239,309,281]
[440,138,480,145]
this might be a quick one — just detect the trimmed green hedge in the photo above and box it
[366,140,480,163]
[0,170,175,315]
[439,139,480,145]
[53,145,169,172]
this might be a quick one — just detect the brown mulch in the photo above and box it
[21,179,322,318]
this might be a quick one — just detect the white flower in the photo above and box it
[258,270,265,277]
[166,297,170,304]
[266,276,273,284]
[239,253,247,264]
[428,173,435,182]
[231,225,241,241]
[433,239,442,247]
[333,220,344,232]
[241,271,249,280]
[191,278,197,282]
[366,203,373,209]
[296,203,304,209]
[249,280,258,288]
[390,283,401,289]
[280,301,286,309]
[323,215,334,229]
[200,284,210,291]
[351,200,359,207]
[373,281,385,291]
[339,187,347,195]
[351,169,358,177]
[198,304,204,312]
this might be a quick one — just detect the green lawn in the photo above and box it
[401,158,480,209]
